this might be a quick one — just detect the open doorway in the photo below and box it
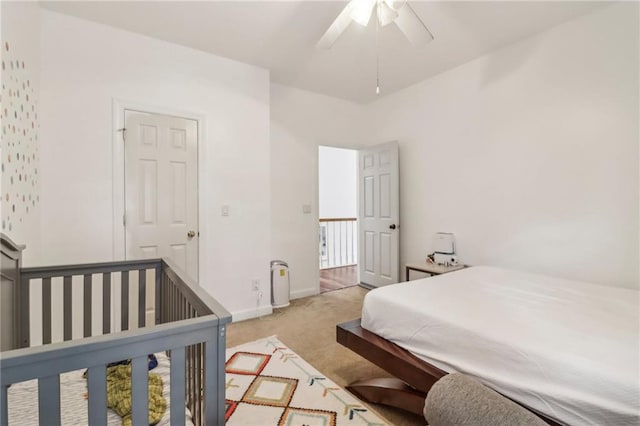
[318,146,358,293]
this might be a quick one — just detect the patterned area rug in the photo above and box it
[225,336,388,425]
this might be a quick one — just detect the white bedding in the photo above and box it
[361,266,640,426]
[7,351,194,426]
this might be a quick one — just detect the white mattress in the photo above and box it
[361,266,640,426]
[7,351,193,425]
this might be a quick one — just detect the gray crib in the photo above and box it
[0,234,231,426]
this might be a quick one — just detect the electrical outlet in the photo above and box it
[251,279,260,292]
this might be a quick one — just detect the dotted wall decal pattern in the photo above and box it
[1,40,40,233]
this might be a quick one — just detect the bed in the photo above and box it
[0,234,232,425]
[338,266,640,426]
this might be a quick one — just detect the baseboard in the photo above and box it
[231,304,273,322]
[290,287,319,300]
[231,288,319,322]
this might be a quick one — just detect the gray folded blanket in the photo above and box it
[424,373,548,426]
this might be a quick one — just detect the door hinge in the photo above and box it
[123,213,126,226]
[117,127,127,141]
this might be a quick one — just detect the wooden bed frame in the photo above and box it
[337,318,561,425]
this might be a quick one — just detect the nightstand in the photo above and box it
[405,262,466,281]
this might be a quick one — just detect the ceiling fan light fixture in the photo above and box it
[350,0,376,26]
[317,0,434,50]
[378,1,398,27]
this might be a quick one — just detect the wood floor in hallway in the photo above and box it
[320,265,358,293]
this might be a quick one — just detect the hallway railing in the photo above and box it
[319,218,357,269]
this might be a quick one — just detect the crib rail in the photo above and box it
[1,258,231,426]
[18,259,162,348]
[158,258,231,426]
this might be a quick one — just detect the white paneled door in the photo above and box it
[124,110,198,281]
[358,141,399,287]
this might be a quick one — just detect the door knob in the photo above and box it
[389,224,397,230]
[187,230,196,238]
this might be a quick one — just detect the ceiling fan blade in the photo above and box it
[394,3,434,46]
[316,1,357,49]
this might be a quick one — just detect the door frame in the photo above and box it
[112,99,205,279]
[316,141,400,291]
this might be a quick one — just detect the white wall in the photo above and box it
[366,3,639,288]
[30,0,639,330]
[271,83,366,298]
[1,1,42,265]
[38,10,272,319]
[319,146,357,219]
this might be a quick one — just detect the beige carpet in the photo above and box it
[226,286,426,426]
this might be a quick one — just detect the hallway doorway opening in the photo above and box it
[318,146,358,293]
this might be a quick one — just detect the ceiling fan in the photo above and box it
[317,0,434,49]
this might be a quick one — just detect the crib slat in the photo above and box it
[42,277,52,344]
[161,273,167,325]
[173,279,178,323]
[103,272,111,334]
[87,364,107,426]
[168,278,173,323]
[170,278,174,321]
[155,264,161,325]
[39,375,61,424]
[182,292,187,320]
[196,342,202,425]
[19,277,30,347]
[138,269,146,328]
[187,343,193,409]
[175,280,179,322]
[121,271,129,331]
[192,344,198,425]
[171,347,186,426]
[191,308,197,414]
[160,273,165,325]
[1,385,8,426]
[131,356,148,426]
[181,292,185,321]
[84,274,92,337]
[188,308,196,411]
[174,280,179,321]
[63,276,72,341]
[205,333,223,424]
[170,279,175,323]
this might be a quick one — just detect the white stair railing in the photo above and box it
[319,218,357,269]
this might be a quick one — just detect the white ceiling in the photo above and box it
[40,1,605,103]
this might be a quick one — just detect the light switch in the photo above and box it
[221,205,229,216]
[302,204,312,214]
